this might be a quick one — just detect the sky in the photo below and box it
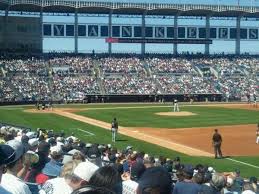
[43,0,259,54]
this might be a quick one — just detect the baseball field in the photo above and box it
[1,103,259,177]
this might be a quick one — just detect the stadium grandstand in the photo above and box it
[0,0,258,194]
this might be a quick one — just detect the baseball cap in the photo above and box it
[6,139,25,162]
[138,167,172,193]
[62,149,81,164]
[0,144,15,165]
[86,143,92,148]
[50,145,63,156]
[126,146,133,150]
[87,146,101,159]
[28,138,39,147]
[249,176,257,184]
[183,164,194,176]
[73,161,99,182]
[26,131,37,139]
[208,166,215,173]
[56,137,64,142]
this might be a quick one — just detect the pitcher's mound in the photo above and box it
[155,111,197,116]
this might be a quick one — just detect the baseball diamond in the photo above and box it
[1,0,259,194]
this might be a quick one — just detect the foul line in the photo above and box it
[76,128,95,136]
[226,158,259,169]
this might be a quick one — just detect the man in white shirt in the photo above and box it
[1,140,32,194]
[40,161,99,194]
[0,144,16,194]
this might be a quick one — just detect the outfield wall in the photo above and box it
[0,94,223,105]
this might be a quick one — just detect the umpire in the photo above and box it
[212,129,223,159]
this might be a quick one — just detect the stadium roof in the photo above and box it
[2,0,259,18]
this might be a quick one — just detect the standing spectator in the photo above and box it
[111,118,118,142]
[212,129,223,159]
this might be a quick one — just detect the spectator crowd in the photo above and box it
[0,55,258,102]
[0,123,259,194]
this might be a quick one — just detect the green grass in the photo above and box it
[0,105,259,177]
[77,106,259,128]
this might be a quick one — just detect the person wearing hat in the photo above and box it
[1,140,32,194]
[40,161,98,194]
[111,118,118,142]
[173,99,180,112]
[173,164,201,194]
[256,123,259,144]
[212,129,223,159]
[138,166,172,194]
[42,145,63,177]
[233,169,244,193]
[0,144,15,194]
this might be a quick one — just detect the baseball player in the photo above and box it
[173,99,179,112]
[111,118,118,142]
[256,123,259,144]
[253,93,257,108]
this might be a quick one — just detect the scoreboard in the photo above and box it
[0,16,41,52]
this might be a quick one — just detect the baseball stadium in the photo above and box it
[0,0,259,194]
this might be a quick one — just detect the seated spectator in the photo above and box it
[138,166,172,194]
[42,145,63,177]
[86,144,102,167]
[25,151,49,185]
[199,173,226,194]
[249,177,258,193]
[60,160,82,178]
[233,169,244,193]
[172,164,201,194]
[0,144,15,194]
[40,160,98,194]
[72,185,116,194]
[1,140,32,194]
[242,182,256,194]
[130,162,146,182]
[223,176,238,194]
[143,155,155,169]
[89,166,120,193]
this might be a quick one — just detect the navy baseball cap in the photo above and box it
[183,164,194,176]
[0,144,16,165]
[138,167,172,194]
